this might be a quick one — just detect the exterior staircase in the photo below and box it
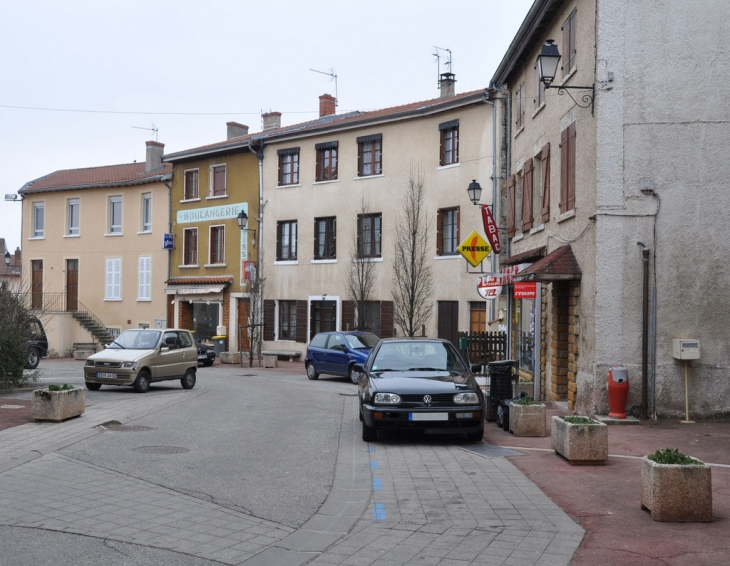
[71,310,115,345]
[30,293,115,346]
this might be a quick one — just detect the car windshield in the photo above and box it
[345,333,379,349]
[370,341,467,372]
[108,329,162,350]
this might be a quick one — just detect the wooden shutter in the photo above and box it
[522,158,534,231]
[380,301,394,338]
[439,129,445,166]
[560,128,569,213]
[357,143,363,176]
[295,300,308,343]
[562,17,569,77]
[541,143,551,222]
[276,222,282,261]
[507,174,516,237]
[263,299,275,341]
[436,209,443,255]
[332,218,336,259]
[567,122,576,212]
[342,301,355,332]
[214,166,226,196]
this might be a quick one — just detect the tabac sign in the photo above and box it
[457,231,492,267]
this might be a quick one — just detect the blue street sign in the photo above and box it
[163,233,174,250]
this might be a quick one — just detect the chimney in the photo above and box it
[262,112,282,131]
[145,141,164,172]
[13,247,20,268]
[439,72,456,98]
[227,121,249,140]
[319,94,336,117]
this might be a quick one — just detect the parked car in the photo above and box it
[196,340,216,366]
[356,337,485,442]
[84,328,197,392]
[25,317,48,369]
[305,331,380,383]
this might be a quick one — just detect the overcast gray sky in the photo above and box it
[0,0,534,252]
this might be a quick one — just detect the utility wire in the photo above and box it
[0,104,323,116]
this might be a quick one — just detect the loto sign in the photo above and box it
[477,274,504,300]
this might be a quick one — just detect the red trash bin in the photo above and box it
[607,366,629,419]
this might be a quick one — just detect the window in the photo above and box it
[138,256,151,300]
[109,196,122,234]
[278,148,299,185]
[105,258,121,300]
[315,142,338,181]
[314,217,336,260]
[210,226,225,264]
[277,220,297,261]
[560,122,576,213]
[439,120,459,166]
[184,169,199,200]
[32,203,44,238]
[141,193,152,232]
[357,213,381,258]
[357,134,382,176]
[437,207,459,255]
[515,82,525,129]
[521,158,534,231]
[67,199,79,236]
[279,300,297,340]
[211,165,226,197]
[183,228,198,265]
[535,64,545,108]
[562,8,577,78]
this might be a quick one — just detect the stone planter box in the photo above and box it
[640,456,713,522]
[219,351,241,364]
[551,416,608,465]
[32,387,85,422]
[509,402,546,437]
[262,355,278,368]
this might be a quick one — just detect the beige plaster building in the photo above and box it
[17,142,172,355]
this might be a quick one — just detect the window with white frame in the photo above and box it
[211,165,226,197]
[209,225,225,264]
[109,196,122,234]
[105,258,121,300]
[67,199,79,236]
[141,193,152,232]
[138,256,151,300]
[277,220,297,261]
[32,202,44,238]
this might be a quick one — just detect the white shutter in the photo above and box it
[106,258,121,300]
[138,256,151,300]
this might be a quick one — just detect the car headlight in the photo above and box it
[374,393,401,405]
[121,362,137,369]
[454,392,479,404]
[85,360,95,367]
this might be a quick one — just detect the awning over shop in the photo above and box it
[514,245,581,282]
[165,276,233,295]
[165,284,227,295]
[501,246,546,266]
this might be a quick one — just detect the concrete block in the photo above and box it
[73,350,94,360]
[32,387,85,422]
[551,416,608,465]
[640,456,712,522]
[219,352,241,364]
[509,402,546,437]
[263,355,278,368]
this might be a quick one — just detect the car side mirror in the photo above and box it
[160,346,170,353]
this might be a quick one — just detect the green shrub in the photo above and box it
[648,447,704,466]
[512,396,543,406]
[562,416,596,425]
[48,384,74,391]
[0,289,38,388]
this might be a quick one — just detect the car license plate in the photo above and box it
[96,372,117,379]
[409,413,448,421]
[197,355,207,360]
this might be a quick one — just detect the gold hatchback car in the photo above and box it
[84,329,198,393]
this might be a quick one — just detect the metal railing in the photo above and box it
[23,293,113,342]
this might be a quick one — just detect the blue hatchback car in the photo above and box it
[305,331,380,383]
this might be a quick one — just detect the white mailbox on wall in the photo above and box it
[673,339,700,360]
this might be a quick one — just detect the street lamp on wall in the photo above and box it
[536,39,595,115]
[4,251,10,266]
[467,179,483,206]
[236,210,257,246]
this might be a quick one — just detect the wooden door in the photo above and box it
[238,298,251,352]
[66,259,78,311]
[437,301,459,346]
[469,302,486,333]
[31,260,43,309]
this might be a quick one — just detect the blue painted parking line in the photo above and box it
[373,478,382,490]
[371,461,378,470]
[367,447,375,453]
[373,504,387,521]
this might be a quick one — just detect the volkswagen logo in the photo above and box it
[423,395,432,404]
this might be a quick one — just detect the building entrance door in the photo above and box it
[310,300,336,339]
[31,260,43,309]
[193,302,220,342]
[66,259,78,311]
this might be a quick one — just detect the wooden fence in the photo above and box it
[457,331,508,364]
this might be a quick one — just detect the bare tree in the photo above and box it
[242,247,264,367]
[345,197,379,331]
[391,166,433,336]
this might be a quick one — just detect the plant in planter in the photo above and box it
[551,415,608,465]
[32,383,85,422]
[641,447,712,522]
[509,397,546,437]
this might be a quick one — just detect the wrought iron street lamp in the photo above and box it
[536,39,595,115]
[4,251,10,266]
[467,179,483,205]
[236,210,256,245]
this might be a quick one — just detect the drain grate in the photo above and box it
[105,424,154,432]
[132,446,190,454]
[339,393,358,397]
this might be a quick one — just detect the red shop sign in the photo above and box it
[514,281,537,299]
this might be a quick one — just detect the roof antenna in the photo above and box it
[310,68,338,107]
[132,124,158,141]
[433,46,453,90]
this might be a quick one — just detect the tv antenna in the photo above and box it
[433,46,453,88]
[310,68,338,107]
[132,123,158,141]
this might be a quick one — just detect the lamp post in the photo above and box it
[536,39,595,115]
[237,209,261,368]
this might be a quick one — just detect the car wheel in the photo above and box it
[362,419,376,442]
[181,369,196,390]
[132,370,151,393]
[306,362,319,380]
[85,382,102,391]
[26,347,40,370]
[349,365,360,384]
[466,427,484,442]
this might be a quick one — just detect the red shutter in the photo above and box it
[541,143,551,222]
[263,300,275,341]
[522,159,534,231]
[342,301,355,332]
[560,128,569,213]
[507,174,516,238]
[567,122,576,211]
[380,301,394,338]
[436,209,443,255]
[296,300,308,343]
